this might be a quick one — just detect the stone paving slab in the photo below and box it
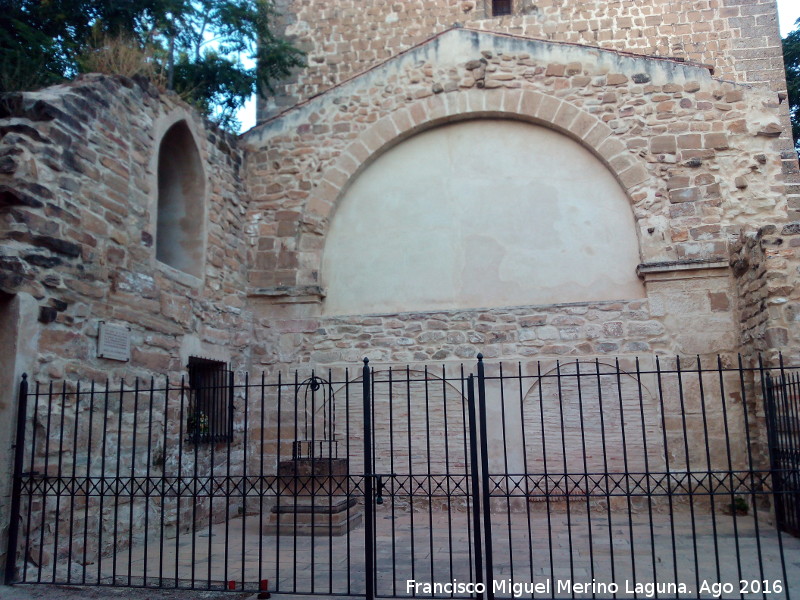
[13,503,800,599]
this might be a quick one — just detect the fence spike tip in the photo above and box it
[477,353,484,361]
[363,357,369,365]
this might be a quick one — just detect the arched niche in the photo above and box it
[156,120,206,278]
[321,119,645,316]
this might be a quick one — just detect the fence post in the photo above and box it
[763,371,783,524]
[476,354,495,600]
[4,373,28,585]
[362,358,374,600]
[466,375,485,599]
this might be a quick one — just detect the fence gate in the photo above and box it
[3,359,482,598]
[475,355,800,600]
[5,355,800,599]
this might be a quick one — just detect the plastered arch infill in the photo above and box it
[300,88,651,269]
[147,107,211,287]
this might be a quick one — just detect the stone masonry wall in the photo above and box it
[0,74,253,573]
[254,299,664,370]
[244,30,788,299]
[264,0,799,215]
[732,221,800,367]
[0,74,252,382]
[250,285,744,377]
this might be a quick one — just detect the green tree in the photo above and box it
[0,0,304,131]
[784,17,800,153]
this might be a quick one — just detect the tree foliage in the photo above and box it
[0,0,304,130]
[784,18,800,153]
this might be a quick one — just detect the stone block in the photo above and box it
[553,101,580,129]
[606,73,628,85]
[619,164,649,188]
[669,187,701,204]
[519,91,543,116]
[704,133,729,150]
[677,134,702,150]
[651,135,677,154]
[535,96,562,122]
[545,63,566,77]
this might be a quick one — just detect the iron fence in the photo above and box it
[4,354,800,599]
[765,368,800,538]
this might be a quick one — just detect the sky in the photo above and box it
[238,1,800,132]
[778,0,800,37]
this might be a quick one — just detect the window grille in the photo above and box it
[493,0,512,16]
[186,357,233,443]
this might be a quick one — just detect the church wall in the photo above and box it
[0,75,253,571]
[731,221,800,367]
[243,30,788,372]
[265,0,798,216]
[0,2,798,579]
[0,75,252,382]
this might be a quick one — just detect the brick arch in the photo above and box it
[305,88,649,225]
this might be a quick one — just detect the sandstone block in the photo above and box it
[704,133,729,150]
[545,63,566,77]
[669,187,701,204]
[651,136,677,154]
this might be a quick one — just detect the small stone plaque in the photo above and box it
[98,322,131,362]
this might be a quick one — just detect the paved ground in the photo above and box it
[8,502,800,599]
[0,587,330,599]
[0,585,255,599]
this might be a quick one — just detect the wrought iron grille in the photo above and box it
[493,0,512,16]
[186,358,233,444]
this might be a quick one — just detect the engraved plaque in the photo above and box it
[98,322,131,362]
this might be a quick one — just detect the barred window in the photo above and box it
[493,0,512,16]
[186,357,233,443]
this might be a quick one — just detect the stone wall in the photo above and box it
[0,74,252,382]
[732,221,800,367]
[0,74,253,572]
[254,300,671,369]
[243,29,787,372]
[250,281,743,376]
[263,0,799,216]
[16,380,253,578]
[269,0,788,106]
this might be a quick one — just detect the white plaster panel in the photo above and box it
[322,119,644,316]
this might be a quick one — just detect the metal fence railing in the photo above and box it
[4,354,800,599]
